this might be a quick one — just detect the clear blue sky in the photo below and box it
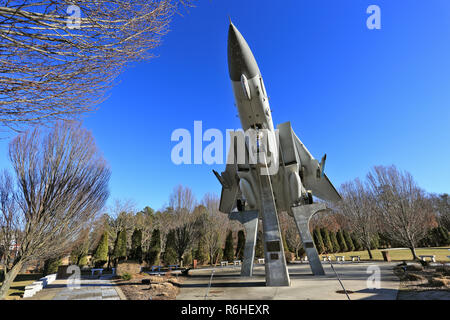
[1,0,449,211]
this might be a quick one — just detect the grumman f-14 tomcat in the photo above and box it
[212,22,341,286]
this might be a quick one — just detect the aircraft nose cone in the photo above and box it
[228,23,260,82]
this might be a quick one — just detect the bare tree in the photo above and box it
[0,122,110,299]
[0,0,193,131]
[279,212,302,260]
[202,210,229,266]
[338,178,378,259]
[169,185,196,214]
[429,193,450,230]
[0,170,20,274]
[366,165,434,260]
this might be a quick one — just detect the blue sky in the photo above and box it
[1,0,449,211]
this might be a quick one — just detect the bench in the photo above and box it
[419,255,436,262]
[168,264,179,270]
[322,256,331,262]
[220,261,228,267]
[257,258,265,264]
[151,266,162,272]
[233,260,242,266]
[91,268,103,277]
[350,256,361,262]
[335,256,345,262]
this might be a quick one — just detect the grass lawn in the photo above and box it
[0,273,43,300]
[319,246,450,262]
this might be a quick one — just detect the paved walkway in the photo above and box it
[27,275,124,300]
[53,275,121,300]
[177,262,399,300]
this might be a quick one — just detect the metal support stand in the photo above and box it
[291,203,328,276]
[229,210,259,277]
[258,171,290,286]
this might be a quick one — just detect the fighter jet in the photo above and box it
[214,22,341,218]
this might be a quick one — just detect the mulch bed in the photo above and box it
[394,263,450,299]
[113,273,186,300]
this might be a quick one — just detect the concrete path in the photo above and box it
[177,262,399,300]
[53,275,122,300]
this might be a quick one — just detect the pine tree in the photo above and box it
[235,230,245,261]
[223,231,235,262]
[163,229,177,265]
[438,226,450,245]
[313,228,325,254]
[351,233,363,251]
[320,228,333,253]
[194,236,208,265]
[113,229,127,263]
[93,232,109,267]
[130,229,143,262]
[337,230,348,252]
[370,233,380,250]
[343,230,355,252]
[330,232,340,253]
[255,231,264,258]
[146,228,161,266]
[43,257,61,276]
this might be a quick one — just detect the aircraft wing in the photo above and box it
[215,163,240,213]
[213,141,241,213]
[292,132,341,203]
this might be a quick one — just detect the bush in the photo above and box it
[337,230,348,252]
[313,228,325,254]
[330,232,340,253]
[43,258,61,276]
[183,251,193,266]
[320,228,333,253]
[223,231,235,262]
[121,272,132,281]
[93,232,108,267]
[343,230,355,252]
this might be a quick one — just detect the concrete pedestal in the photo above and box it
[229,210,259,277]
[258,172,290,287]
[291,203,328,276]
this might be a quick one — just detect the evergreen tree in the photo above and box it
[146,228,161,266]
[113,229,127,263]
[343,230,355,252]
[163,229,178,265]
[313,228,325,254]
[194,236,208,265]
[43,257,61,276]
[438,226,450,245]
[130,229,143,262]
[93,232,108,267]
[370,233,380,250]
[330,232,340,253]
[320,228,334,253]
[337,230,348,252]
[235,230,245,261]
[255,231,264,258]
[351,233,363,251]
[223,231,235,262]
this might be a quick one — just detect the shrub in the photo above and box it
[130,229,143,262]
[343,230,355,252]
[121,272,132,281]
[313,228,325,254]
[183,251,193,267]
[320,228,333,253]
[337,230,348,252]
[194,236,208,265]
[223,231,235,262]
[43,258,61,276]
[146,228,161,266]
[93,232,108,267]
[113,229,127,262]
[330,232,340,253]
